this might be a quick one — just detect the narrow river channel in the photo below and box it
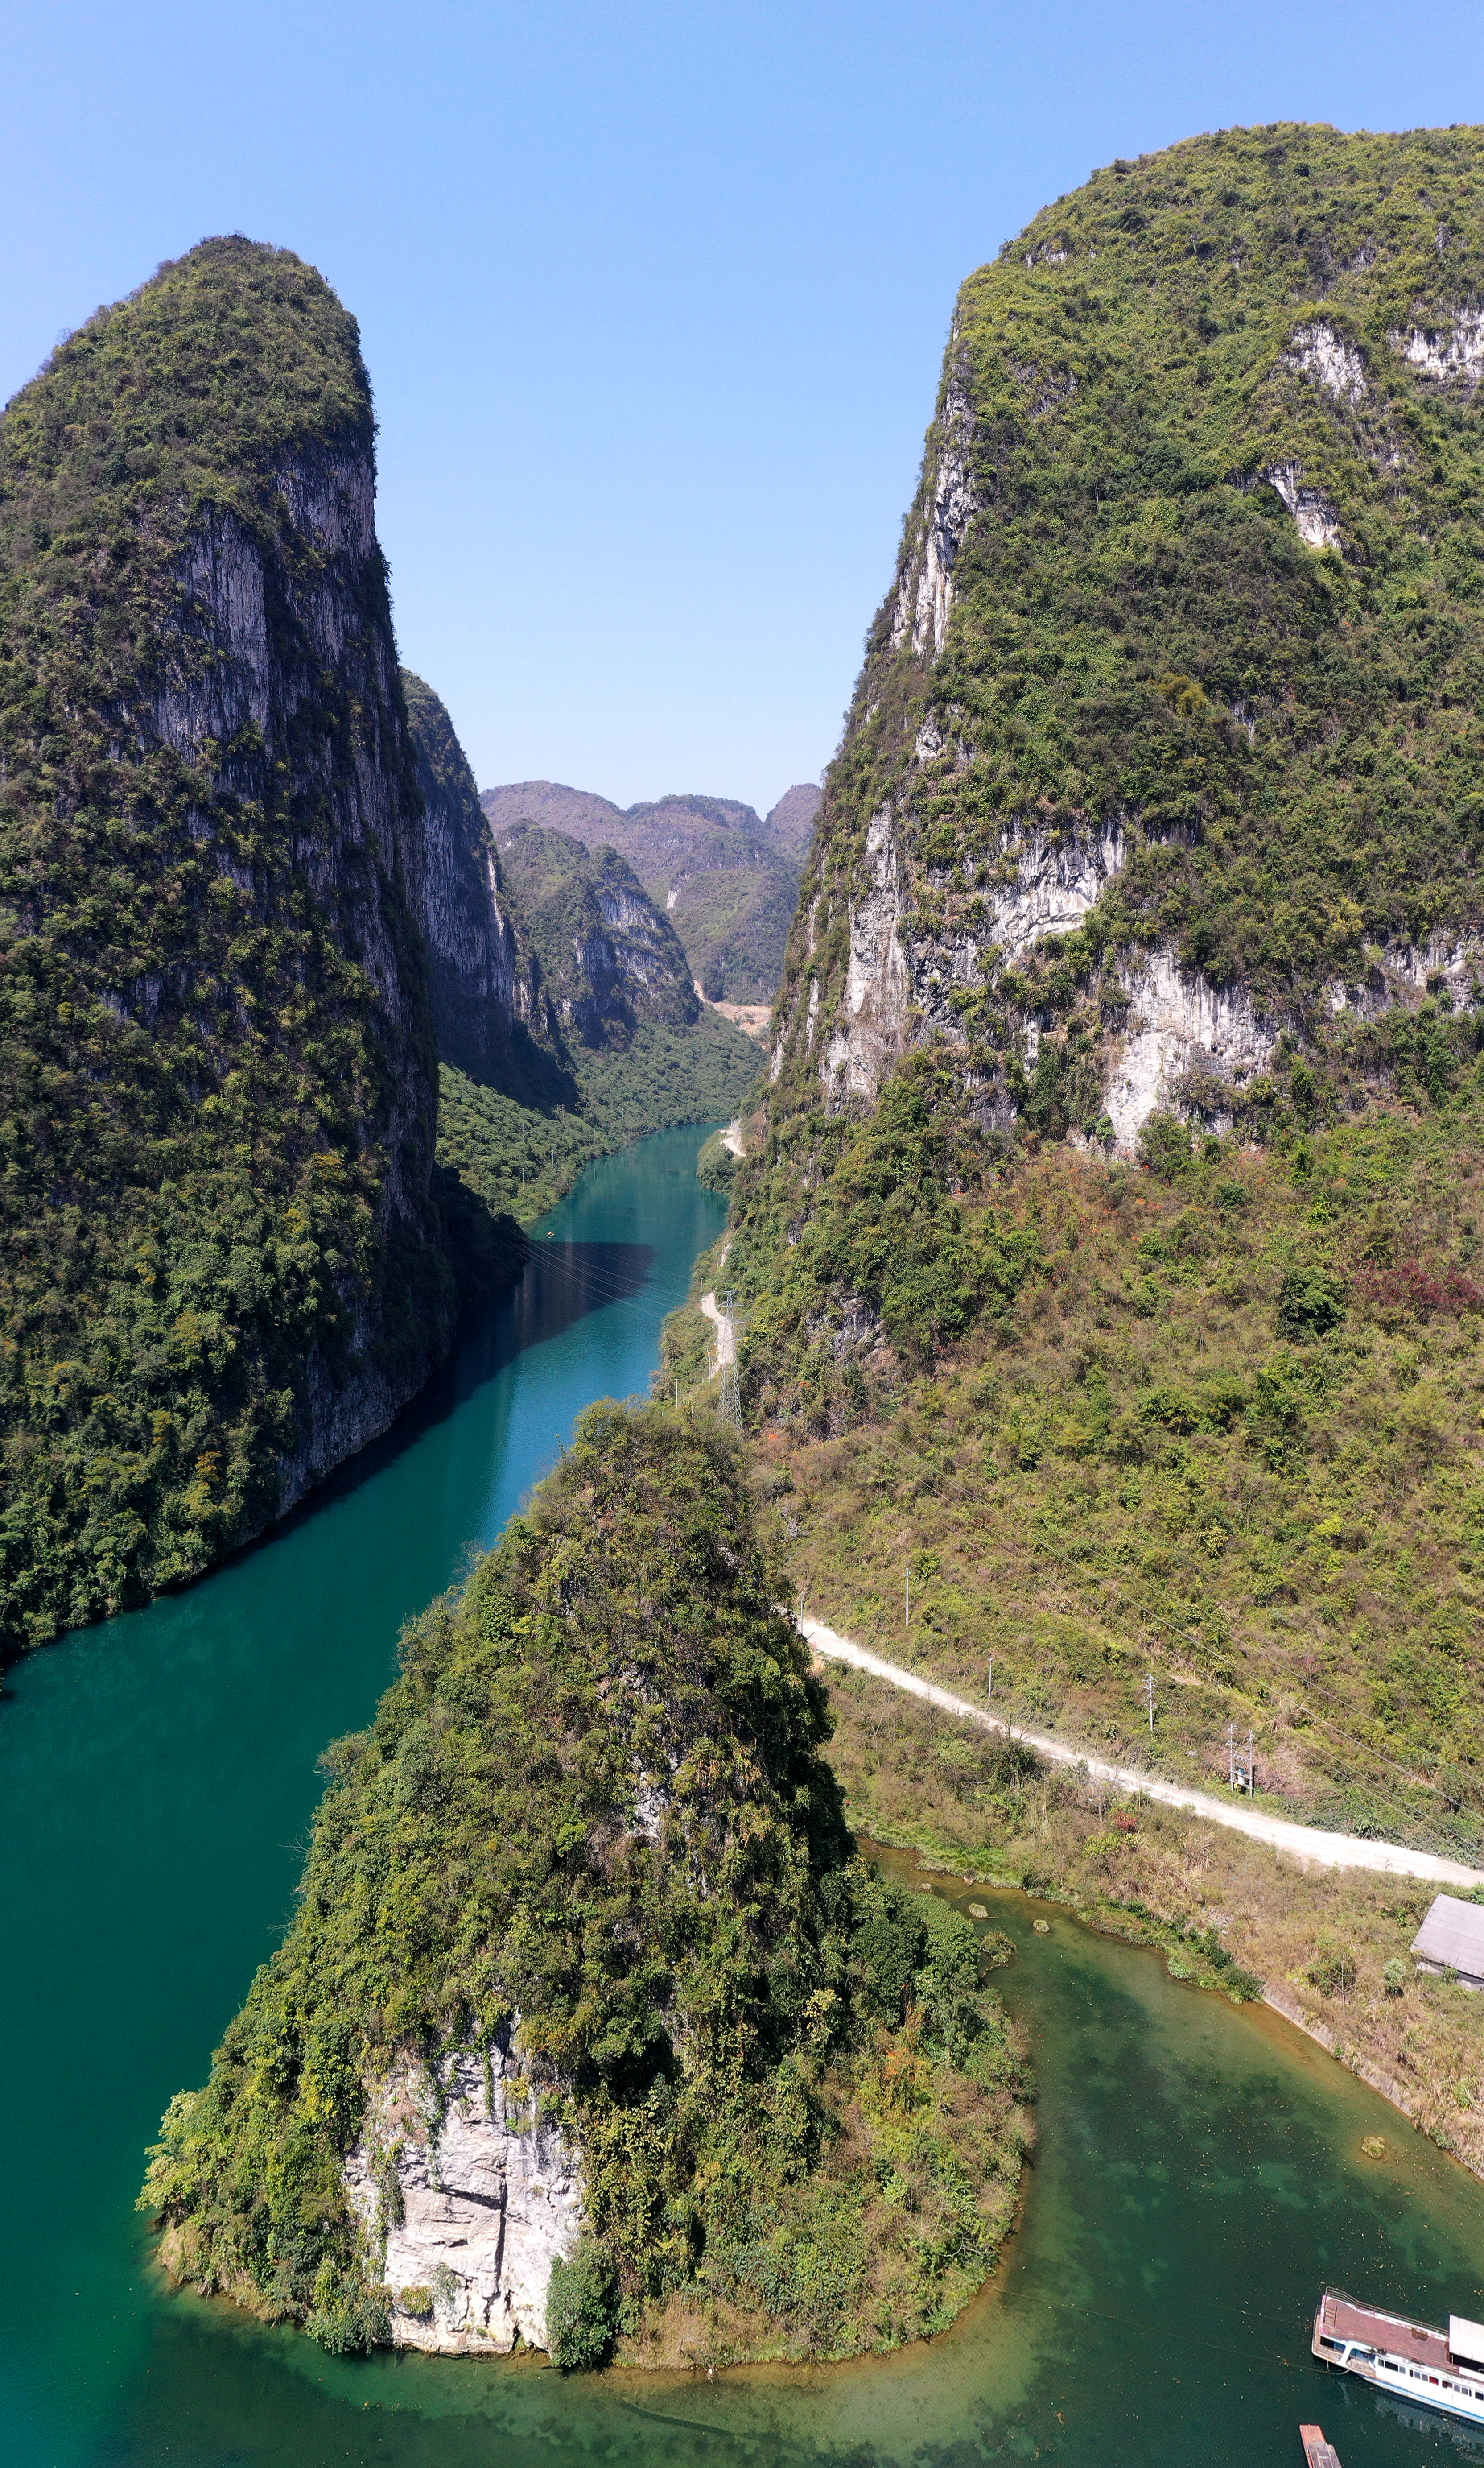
[4,1125,1483,2468]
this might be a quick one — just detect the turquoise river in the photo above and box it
[3,1124,1483,2468]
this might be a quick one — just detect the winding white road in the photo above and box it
[700,1291,736,1369]
[799,1614,1484,1890]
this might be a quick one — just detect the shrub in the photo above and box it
[1307,1942,1358,1997]
[1276,1269,1348,1339]
[546,2245,618,2372]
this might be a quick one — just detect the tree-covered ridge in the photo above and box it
[495,821,701,1046]
[778,122,1484,1145]
[141,1408,1028,2366]
[0,238,451,1654]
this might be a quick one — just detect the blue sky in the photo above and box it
[4,1,1483,812]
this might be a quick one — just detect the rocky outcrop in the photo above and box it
[1390,311,1484,393]
[495,824,700,1047]
[0,238,467,1649]
[1264,461,1344,552]
[344,2041,584,2354]
[890,364,976,661]
[400,673,561,1093]
[1102,952,1280,1149]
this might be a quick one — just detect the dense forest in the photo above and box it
[142,1408,1029,2366]
[0,239,458,1654]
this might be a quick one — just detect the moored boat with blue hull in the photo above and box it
[1313,2288,1484,2428]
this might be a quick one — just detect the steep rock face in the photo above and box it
[343,2042,584,2352]
[767,127,1484,1155]
[0,238,452,1651]
[495,823,699,1046]
[481,781,808,1002]
[400,673,561,1093]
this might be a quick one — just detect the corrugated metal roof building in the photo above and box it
[1411,1895,1484,1990]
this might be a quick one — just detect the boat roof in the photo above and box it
[1411,1894,1484,1974]
[1300,2430,1342,2468]
[1318,2289,1450,2369]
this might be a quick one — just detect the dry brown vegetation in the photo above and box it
[742,1112,1484,1857]
[819,1656,1484,2174]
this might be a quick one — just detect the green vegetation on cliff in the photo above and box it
[140,1408,1028,2365]
[436,1015,758,1228]
[0,239,455,1656]
[721,1069,1484,1856]
[717,128,1484,1860]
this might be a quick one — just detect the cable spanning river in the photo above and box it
[2,1125,1481,2468]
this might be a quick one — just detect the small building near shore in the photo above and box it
[1410,1894,1484,1990]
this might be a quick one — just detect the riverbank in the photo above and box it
[815,1643,1484,2184]
[0,1129,731,2468]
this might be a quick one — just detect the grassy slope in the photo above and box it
[733,1079,1484,1855]
[723,130,1484,1840]
[0,239,450,1655]
[141,1407,1029,2367]
[820,1662,1484,2179]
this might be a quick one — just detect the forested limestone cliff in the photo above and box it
[720,128,1484,1857]
[481,778,820,1004]
[400,670,559,1098]
[769,124,1484,1140]
[142,1409,1028,2367]
[0,240,458,1653]
[400,682,760,1233]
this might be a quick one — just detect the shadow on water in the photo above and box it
[0,1126,727,2468]
[263,1235,661,1532]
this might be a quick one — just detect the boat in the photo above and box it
[1300,2429,1342,2468]
[1313,2288,1484,2427]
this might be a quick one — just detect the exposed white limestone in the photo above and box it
[1389,313,1484,393]
[344,2042,584,2356]
[1283,320,1368,406]
[1264,462,1343,553]
[822,803,911,1099]
[890,376,975,661]
[1104,950,1279,1152]
[982,822,1126,962]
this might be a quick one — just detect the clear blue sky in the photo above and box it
[4,1,1483,812]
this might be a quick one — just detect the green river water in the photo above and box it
[4,1124,1484,2468]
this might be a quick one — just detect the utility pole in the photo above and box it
[905,1566,911,1629]
[1228,1722,1236,1790]
[1146,1670,1155,1736]
[987,1658,993,1702]
[1247,1730,1254,1795]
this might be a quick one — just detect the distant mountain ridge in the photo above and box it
[401,681,761,1233]
[479,778,820,1005]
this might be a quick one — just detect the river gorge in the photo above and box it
[3,1125,1483,2468]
